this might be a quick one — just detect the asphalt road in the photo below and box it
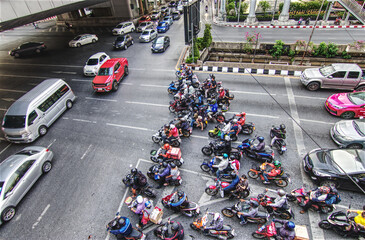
[0,12,364,240]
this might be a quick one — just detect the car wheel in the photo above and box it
[320,180,337,188]
[120,31,124,35]
[124,66,129,76]
[39,125,47,136]
[66,100,73,109]
[355,85,365,91]
[306,82,320,91]
[77,43,81,47]
[42,161,52,173]
[1,207,16,222]
[35,49,41,54]
[340,111,355,119]
[92,39,96,43]
[131,28,135,32]
[112,81,118,91]
[14,53,20,58]
[347,143,363,149]
[124,44,128,50]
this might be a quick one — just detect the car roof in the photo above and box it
[332,64,362,72]
[100,58,125,68]
[89,52,107,59]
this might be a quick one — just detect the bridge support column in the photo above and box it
[244,0,257,25]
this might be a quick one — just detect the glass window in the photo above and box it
[87,58,98,65]
[27,110,38,126]
[3,160,35,197]
[348,71,360,79]
[0,182,3,196]
[2,115,26,128]
[331,71,346,78]
[38,84,69,112]
[319,65,335,76]
[98,68,111,76]
[348,92,365,105]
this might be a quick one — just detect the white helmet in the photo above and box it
[232,119,237,123]
[214,213,220,221]
[136,195,143,204]
[224,135,230,141]
[170,124,175,129]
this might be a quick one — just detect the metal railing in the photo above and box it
[338,0,365,24]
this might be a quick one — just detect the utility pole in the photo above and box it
[271,0,278,22]
[191,21,194,62]
[237,0,242,23]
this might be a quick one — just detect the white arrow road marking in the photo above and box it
[198,176,215,205]
[32,204,50,229]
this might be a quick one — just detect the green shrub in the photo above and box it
[270,40,287,59]
[226,2,235,15]
[258,1,271,15]
[312,42,327,57]
[342,51,352,59]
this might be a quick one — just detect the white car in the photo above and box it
[112,21,135,35]
[69,34,98,47]
[83,52,110,76]
[139,29,158,42]
[136,22,154,32]
[151,10,161,20]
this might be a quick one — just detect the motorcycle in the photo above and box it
[190,211,235,239]
[154,220,185,240]
[147,163,182,186]
[269,125,287,155]
[248,164,291,187]
[201,139,241,160]
[305,18,310,25]
[206,111,226,123]
[150,149,184,167]
[106,213,146,240]
[152,127,181,147]
[161,192,200,217]
[169,99,191,114]
[252,220,277,239]
[287,187,334,214]
[122,173,157,198]
[297,17,303,26]
[319,210,365,238]
[239,122,255,135]
[221,201,269,224]
[200,157,238,180]
[238,138,274,162]
[125,197,153,229]
[168,81,179,95]
[205,178,250,199]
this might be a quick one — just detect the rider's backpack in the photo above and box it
[137,172,147,186]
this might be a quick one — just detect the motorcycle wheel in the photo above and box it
[279,212,292,220]
[227,232,234,239]
[193,82,200,88]
[321,205,333,214]
[239,190,250,199]
[252,232,266,239]
[169,106,176,113]
[147,172,154,179]
[231,134,238,141]
[161,200,169,208]
[258,218,267,224]
[221,208,234,218]
[287,194,297,202]
[168,88,173,94]
[150,156,159,162]
[154,229,161,237]
[274,179,288,187]
[244,127,254,135]
[171,140,180,147]
[182,130,191,138]
[333,226,348,237]
[174,159,182,167]
[208,132,217,138]
[248,170,259,179]
[318,220,332,230]
[205,187,218,196]
[200,164,210,172]
[278,149,284,155]
[152,136,160,143]
[202,146,213,156]
[190,223,198,230]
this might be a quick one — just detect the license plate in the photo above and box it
[98,88,102,91]
[282,146,287,151]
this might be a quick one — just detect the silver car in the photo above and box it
[330,119,365,149]
[139,29,158,42]
[136,22,154,33]
[0,146,53,224]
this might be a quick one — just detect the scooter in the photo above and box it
[201,139,241,160]
[205,178,250,199]
[319,210,365,238]
[122,173,156,198]
[221,201,269,224]
[168,81,179,95]
[154,220,185,240]
[147,163,182,186]
[248,164,291,187]
[152,127,181,147]
[161,192,200,217]
[200,157,237,180]
[269,125,287,155]
[238,138,274,162]
[252,220,277,239]
[190,211,235,239]
[106,212,146,240]
[150,149,184,167]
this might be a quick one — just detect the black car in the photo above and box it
[172,11,181,20]
[151,36,170,53]
[113,34,134,50]
[303,148,365,192]
[9,42,46,57]
[168,1,176,8]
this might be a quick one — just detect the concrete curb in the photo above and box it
[191,65,302,76]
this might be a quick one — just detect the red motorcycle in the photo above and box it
[205,178,250,199]
[287,187,334,213]
[252,220,277,239]
[169,100,191,114]
[248,164,290,187]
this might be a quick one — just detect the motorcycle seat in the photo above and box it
[256,212,268,218]
[221,225,232,231]
[129,228,142,238]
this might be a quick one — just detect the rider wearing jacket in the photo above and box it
[300,186,330,214]
[156,162,172,189]
[261,160,282,184]
[159,143,172,160]
[253,136,266,152]
[271,124,286,147]
[273,219,296,240]
[168,191,189,210]
[130,168,148,197]
[238,200,259,225]
[167,124,179,142]
[165,163,180,186]
[213,153,229,179]
[231,174,249,196]
[206,99,218,120]
[109,216,133,237]
[236,112,246,126]
[223,172,240,196]
[268,189,288,210]
[205,213,224,230]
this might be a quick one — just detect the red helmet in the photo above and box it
[163,143,170,150]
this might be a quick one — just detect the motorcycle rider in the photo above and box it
[158,143,173,160]
[165,163,180,186]
[155,162,172,189]
[212,153,230,179]
[236,112,246,126]
[261,160,282,184]
[167,124,179,143]
[160,220,183,240]
[267,189,289,211]
[131,195,148,215]
[222,172,240,197]
[167,190,189,211]
[230,174,249,197]
[217,87,229,106]
[108,215,133,237]
[300,186,330,214]
[273,219,296,240]
[237,200,259,225]
[130,168,148,197]
[270,124,286,147]
[205,212,224,231]
[252,136,266,152]
[227,119,241,137]
[347,205,365,230]
[206,99,218,121]
[216,135,232,154]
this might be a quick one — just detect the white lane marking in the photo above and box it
[0,143,12,156]
[81,144,92,160]
[72,79,90,82]
[0,88,27,93]
[1,98,16,101]
[73,118,93,123]
[0,108,7,111]
[230,90,276,96]
[0,62,82,68]
[85,97,117,102]
[301,119,335,125]
[198,176,215,205]
[292,95,327,101]
[121,83,133,85]
[191,135,209,139]
[106,123,150,131]
[140,84,166,88]
[284,77,324,240]
[47,139,56,149]
[125,101,169,107]
[32,204,50,229]
[225,111,279,119]
[52,71,77,74]
[0,74,46,79]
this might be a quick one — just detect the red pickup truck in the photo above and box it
[92,58,128,92]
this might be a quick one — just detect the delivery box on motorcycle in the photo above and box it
[169,147,181,160]
[294,225,309,240]
[150,206,163,224]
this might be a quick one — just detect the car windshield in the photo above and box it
[158,22,166,27]
[2,115,26,128]
[319,65,336,76]
[86,58,98,66]
[155,38,164,44]
[116,24,123,28]
[347,92,365,105]
[140,22,148,26]
[327,149,365,174]
[353,121,365,137]
[0,182,3,196]
[142,31,150,36]
[98,68,112,76]
[16,149,40,156]
[73,36,81,40]
[152,11,159,15]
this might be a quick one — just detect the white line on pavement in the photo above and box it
[284,77,323,240]
[0,108,7,111]
[191,135,208,139]
[85,97,117,102]
[106,123,151,131]
[225,111,279,119]
[0,88,27,93]
[47,139,56,149]
[0,62,82,68]
[1,98,16,101]
[140,84,166,88]
[0,74,46,79]
[72,79,90,82]
[0,143,12,156]
[81,144,92,160]
[125,101,169,107]
[230,90,276,96]
[291,95,327,101]
[121,83,133,85]
[301,119,335,125]
[73,118,93,123]
[51,71,77,74]
[32,204,50,229]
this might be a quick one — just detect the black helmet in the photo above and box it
[257,136,264,142]
[280,124,286,130]
[250,200,259,208]
[170,162,176,168]
[111,220,118,228]
[171,222,179,231]
[162,162,168,168]
[177,191,185,198]
[118,218,126,227]
[131,168,138,175]
[241,174,247,179]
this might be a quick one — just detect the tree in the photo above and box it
[258,0,271,15]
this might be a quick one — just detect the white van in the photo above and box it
[1,79,76,143]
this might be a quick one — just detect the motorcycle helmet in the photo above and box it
[171,222,179,231]
[118,218,126,227]
[219,87,224,91]
[250,200,259,208]
[319,186,330,194]
[170,124,175,129]
[209,74,215,79]
[277,189,286,197]
[223,153,229,159]
[285,221,295,230]
[163,143,170,150]
[273,160,281,168]
[280,124,286,130]
[145,201,152,209]
[164,124,169,129]
[162,162,168,168]
[241,174,247,179]
[213,213,220,221]
[224,135,231,141]
[170,163,176,168]
[232,119,237,124]
[131,168,138,175]
[111,220,118,228]
[136,195,143,204]
[257,136,264,142]
[240,112,246,117]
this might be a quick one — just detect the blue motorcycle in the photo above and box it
[238,138,274,163]
[200,157,235,181]
[167,81,179,95]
